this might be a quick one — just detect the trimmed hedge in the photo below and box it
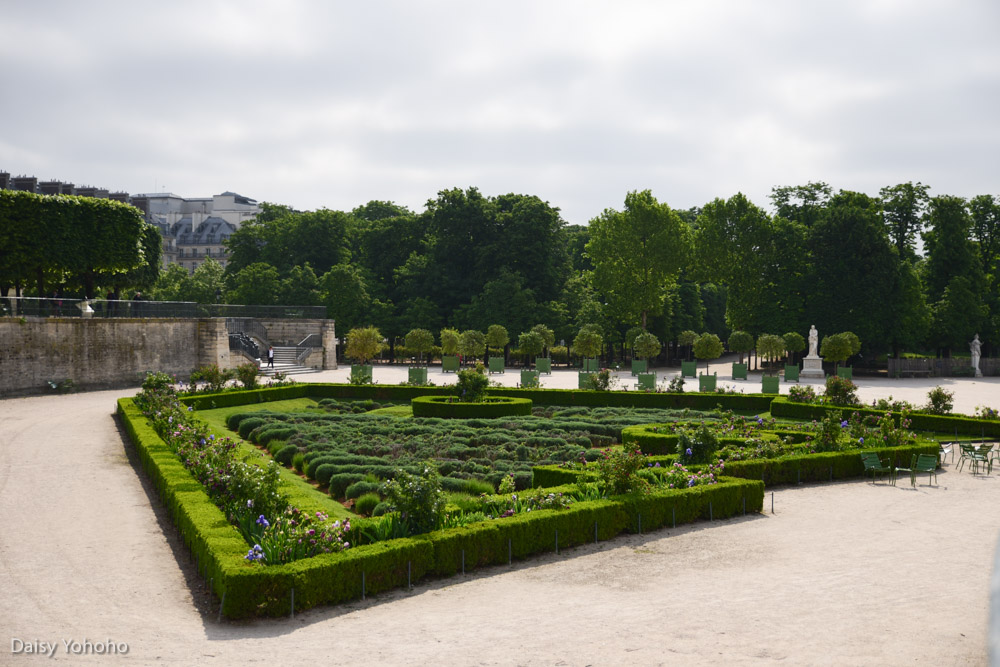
[770,397,1000,437]
[180,383,776,413]
[119,397,764,619]
[411,396,533,419]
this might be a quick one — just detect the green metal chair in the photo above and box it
[860,452,893,485]
[912,454,939,486]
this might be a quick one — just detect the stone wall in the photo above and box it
[0,317,231,397]
[257,318,325,347]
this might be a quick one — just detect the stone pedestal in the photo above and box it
[800,355,825,379]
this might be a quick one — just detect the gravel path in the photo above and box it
[1,374,999,664]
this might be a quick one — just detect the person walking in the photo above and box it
[267,346,275,369]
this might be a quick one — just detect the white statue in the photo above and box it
[808,325,819,358]
[971,334,983,377]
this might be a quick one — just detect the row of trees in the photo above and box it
[0,190,161,299]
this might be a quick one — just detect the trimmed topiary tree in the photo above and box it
[728,330,753,365]
[440,328,460,356]
[756,334,785,375]
[458,329,487,364]
[518,329,545,368]
[573,324,603,362]
[485,324,509,357]
[692,332,723,371]
[345,326,383,365]
[633,331,661,363]
[404,328,435,364]
[678,330,698,361]
[783,331,806,364]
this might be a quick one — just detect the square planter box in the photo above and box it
[442,355,460,372]
[520,369,540,388]
[583,358,600,372]
[761,375,780,394]
[488,357,505,374]
[535,357,552,374]
[732,362,748,380]
[578,371,596,389]
[837,366,853,380]
[635,372,656,391]
[681,361,697,378]
[784,365,800,382]
[408,367,428,384]
[351,364,373,383]
[631,359,648,375]
[699,373,717,392]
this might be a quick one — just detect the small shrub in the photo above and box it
[190,364,233,392]
[667,375,684,392]
[380,463,446,535]
[595,443,648,495]
[345,480,380,499]
[372,501,391,517]
[814,410,845,452]
[975,405,999,420]
[455,364,489,402]
[292,452,305,473]
[823,375,859,406]
[460,478,495,495]
[141,371,175,392]
[275,444,298,466]
[234,362,259,390]
[498,473,516,495]
[924,386,954,415]
[354,493,381,516]
[676,423,719,464]
[329,473,367,499]
[787,384,816,403]
[587,368,618,391]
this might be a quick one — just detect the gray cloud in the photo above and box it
[1,0,997,224]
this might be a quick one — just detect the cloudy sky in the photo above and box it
[2,1,998,224]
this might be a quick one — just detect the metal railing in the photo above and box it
[228,333,261,361]
[1,296,327,320]
[227,318,270,347]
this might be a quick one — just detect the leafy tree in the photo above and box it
[756,334,785,375]
[279,263,321,306]
[880,182,929,259]
[320,264,370,333]
[225,262,280,305]
[485,324,509,356]
[150,264,191,302]
[530,323,556,353]
[587,190,691,329]
[728,330,754,365]
[518,330,545,367]
[404,328,435,364]
[820,333,853,371]
[458,329,487,362]
[929,276,985,351]
[923,196,980,302]
[692,333,723,369]
[770,182,832,227]
[345,326,383,364]
[182,257,225,304]
[573,324,603,360]
[782,331,806,364]
[633,332,661,362]
[678,330,697,361]
[625,326,645,353]
[440,328,460,356]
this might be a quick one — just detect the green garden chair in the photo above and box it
[860,452,893,485]
[912,454,939,486]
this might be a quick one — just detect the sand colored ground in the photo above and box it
[2,368,999,665]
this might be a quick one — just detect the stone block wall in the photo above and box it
[0,317,231,397]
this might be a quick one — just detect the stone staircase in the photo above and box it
[259,345,322,377]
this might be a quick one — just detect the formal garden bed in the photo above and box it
[117,374,998,619]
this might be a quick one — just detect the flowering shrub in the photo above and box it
[594,443,649,495]
[822,375,859,406]
[676,423,719,464]
[188,364,234,393]
[455,364,489,402]
[381,464,446,535]
[924,386,954,415]
[587,368,619,392]
[787,384,816,404]
[133,381,350,565]
[975,405,999,420]
[872,395,914,412]
[811,410,846,452]
[666,375,685,392]
[652,460,724,489]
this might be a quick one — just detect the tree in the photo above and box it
[518,330,545,367]
[573,324,603,360]
[782,331,806,364]
[458,329,486,362]
[225,262,280,305]
[756,334,785,375]
[770,182,832,227]
[587,190,691,329]
[345,326,383,364]
[678,330,697,361]
[880,182,929,259]
[929,276,985,351]
[633,332,661,362]
[485,324,509,357]
[279,263,321,305]
[728,330,754,365]
[404,328,435,364]
[530,323,556,354]
[820,333,853,371]
[440,328,460,356]
[692,333,723,370]
[320,264,370,333]
[182,257,225,304]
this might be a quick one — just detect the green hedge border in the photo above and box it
[770,397,1000,437]
[119,396,765,619]
[410,395,533,419]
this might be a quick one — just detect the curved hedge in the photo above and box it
[411,396,533,419]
